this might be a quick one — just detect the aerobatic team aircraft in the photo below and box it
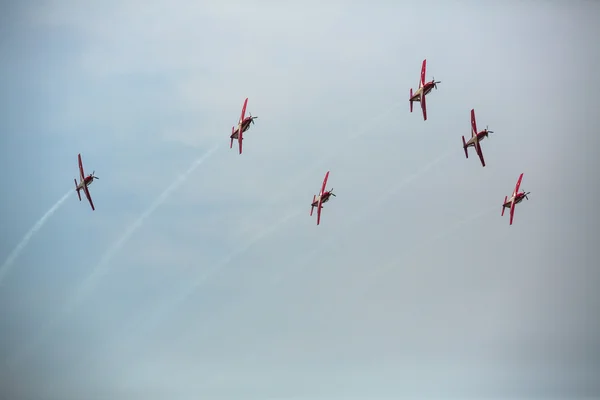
[409,59,441,121]
[230,97,258,154]
[462,108,494,167]
[310,171,336,226]
[74,153,99,211]
[501,173,530,225]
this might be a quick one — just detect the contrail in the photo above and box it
[67,143,220,313]
[200,147,458,365]
[194,146,455,338]
[136,102,402,322]
[3,144,219,371]
[370,203,499,280]
[138,208,302,333]
[317,204,501,316]
[269,146,456,286]
[0,189,72,285]
[79,104,402,351]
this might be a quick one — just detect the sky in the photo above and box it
[1,0,599,399]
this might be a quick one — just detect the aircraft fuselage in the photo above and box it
[76,176,93,191]
[503,192,527,208]
[465,131,490,147]
[312,192,333,207]
[410,82,435,101]
[230,118,254,139]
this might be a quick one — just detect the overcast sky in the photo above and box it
[1,1,599,399]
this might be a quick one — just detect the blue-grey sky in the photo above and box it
[1,1,599,399]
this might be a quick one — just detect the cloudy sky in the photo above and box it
[1,0,599,399]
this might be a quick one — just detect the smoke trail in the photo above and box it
[139,208,302,332]
[0,189,72,285]
[140,137,442,332]
[67,143,220,312]
[372,203,499,279]
[269,146,456,285]
[90,104,400,346]
[3,144,219,372]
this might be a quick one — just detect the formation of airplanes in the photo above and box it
[74,59,530,226]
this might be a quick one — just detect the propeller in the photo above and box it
[485,125,494,138]
[524,191,530,200]
[432,77,441,89]
[329,188,336,197]
[249,112,257,124]
[92,171,99,180]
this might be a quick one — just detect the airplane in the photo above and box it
[74,153,99,211]
[462,108,493,167]
[230,97,258,154]
[501,173,530,225]
[310,171,336,226]
[409,59,441,121]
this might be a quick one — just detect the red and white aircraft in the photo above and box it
[310,171,336,226]
[462,108,493,167]
[409,59,441,121]
[230,97,258,154]
[501,173,530,225]
[74,153,99,211]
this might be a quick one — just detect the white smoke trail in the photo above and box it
[206,147,459,365]
[269,146,456,285]
[85,104,402,347]
[66,143,220,313]
[370,203,499,280]
[138,146,454,341]
[139,208,302,332]
[0,189,72,285]
[3,144,219,371]
[134,103,403,326]
[296,204,501,334]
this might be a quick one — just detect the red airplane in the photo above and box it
[462,108,493,167]
[74,153,99,211]
[230,97,258,154]
[501,173,530,225]
[409,59,441,121]
[310,171,336,226]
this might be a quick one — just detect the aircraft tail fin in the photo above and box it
[409,88,413,113]
[74,179,82,201]
[310,195,316,216]
[501,196,507,216]
[462,136,468,158]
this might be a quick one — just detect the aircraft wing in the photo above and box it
[83,185,95,211]
[316,196,323,225]
[421,93,427,121]
[470,109,477,137]
[239,98,248,124]
[316,171,329,225]
[238,98,248,154]
[420,59,426,88]
[320,171,330,196]
[509,198,516,225]
[475,141,486,167]
[513,173,524,197]
[78,153,85,182]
